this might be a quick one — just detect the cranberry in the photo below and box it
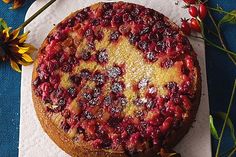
[81,50,91,61]
[77,127,85,134]
[147,85,156,94]
[138,78,149,89]
[166,82,178,91]
[108,117,122,127]
[152,21,166,32]
[58,98,66,107]
[111,15,123,27]
[103,9,114,19]
[67,87,77,98]
[61,109,70,118]
[123,13,132,22]
[61,63,72,72]
[139,27,150,36]
[70,75,82,86]
[148,33,162,41]
[87,42,95,50]
[163,28,178,37]
[118,97,127,106]
[111,82,123,94]
[68,55,77,65]
[199,3,207,20]
[84,28,94,37]
[110,31,121,41]
[103,95,112,106]
[88,98,98,106]
[54,87,65,98]
[101,138,112,148]
[80,69,91,80]
[161,58,174,69]
[119,25,131,35]
[107,66,122,79]
[83,93,92,101]
[146,99,155,109]
[100,19,110,26]
[134,16,143,24]
[61,121,70,132]
[67,18,76,27]
[95,31,104,41]
[134,98,146,106]
[92,87,101,98]
[93,72,105,86]
[103,3,113,10]
[126,125,137,135]
[96,49,108,64]
[91,19,100,26]
[146,51,157,62]
[190,18,201,32]
[54,31,67,41]
[49,74,60,86]
[40,82,52,93]
[131,7,141,17]
[183,0,196,4]
[181,95,191,110]
[189,6,198,17]
[83,110,94,120]
[155,41,166,52]
[138,41,148,51]
[76,11,88,22]
[129,33,139,45]
[181,19,191,36]
[33,77,41,87]
[160,117,173,134]
[59,53,68,64]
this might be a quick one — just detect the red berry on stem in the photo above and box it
[199,3,207,20]
[190,18,201,32]
[181,18,191,35]
[183,0,196,4]
[189,6,198,17]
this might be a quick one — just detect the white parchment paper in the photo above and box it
[19,0,211,156]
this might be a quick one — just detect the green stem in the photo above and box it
[215,80,236,157]
[207,7,235,16]
[190,35,236,56]
[228,146,236,157]
[17,0,56,30]
[207,9,236,65]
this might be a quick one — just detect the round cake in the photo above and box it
[32,2,201,157]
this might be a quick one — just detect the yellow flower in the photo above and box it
[0,18,35,72]
[2,0,25,9]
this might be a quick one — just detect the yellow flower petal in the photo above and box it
[9,45,30,54]
[23,43,37,53]
[18,60,32,66]
[12,0,24,9]
[3,27,11,41]
[10,59,21,72]
[2,0,11,4]
[22,53,33,63]
[11,28,20,40]
[18,31,29,43]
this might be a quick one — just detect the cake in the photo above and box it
[31,2,201,157]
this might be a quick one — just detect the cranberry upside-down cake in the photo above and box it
[32,1,201,157]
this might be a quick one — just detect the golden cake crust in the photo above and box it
[32,2,201,157]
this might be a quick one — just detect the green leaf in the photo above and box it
[210,115,219,140]
[0,18,8,31]
[216,112,236,145]
[219,10,236,26]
